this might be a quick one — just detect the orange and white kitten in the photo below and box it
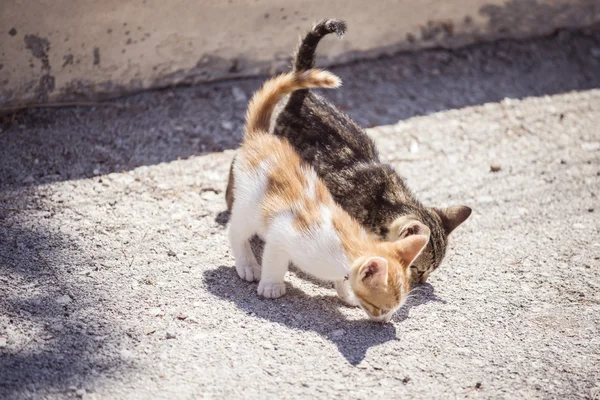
[229,69,428,322]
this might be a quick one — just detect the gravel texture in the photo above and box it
[1,28,600,399]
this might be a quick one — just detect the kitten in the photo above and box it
[229,69,428,322]
[226,19,471,283]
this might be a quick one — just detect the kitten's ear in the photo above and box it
[398,221,430,239]
[434,206,472,235]
[359,257,389,287]
[395,234,429,268]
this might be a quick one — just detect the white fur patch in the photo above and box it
[230,150,351,301]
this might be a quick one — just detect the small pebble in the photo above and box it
[409,140,419,154]
[261,341,273,350]
[120,349,134,359]
[51,322,64,332]
[221,121,234,131]
[477,195,494,204]
[149,308,164,317]
[330,329,345,338]
[56,295,72,305]
[232,86,247,103]
[581,142,600,151]
[0,337,7,348]
[165,330,176,339]
[490,164,501,172]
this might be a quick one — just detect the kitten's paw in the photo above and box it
[257,281,286,298]
[236,261,261,282]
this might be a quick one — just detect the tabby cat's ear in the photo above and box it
[359,257,388,287]
[434,206,472,235]
[394,234,429,268]
[398,221,430,239]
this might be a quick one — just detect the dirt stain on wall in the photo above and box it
[93,47,100,66]
[24,34,55,102]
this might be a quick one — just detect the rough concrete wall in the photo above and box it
[1,0,600,107]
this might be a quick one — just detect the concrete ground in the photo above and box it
[1,27,599,399]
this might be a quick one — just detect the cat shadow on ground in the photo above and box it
[393,282,445,323]
[203,264,444,365]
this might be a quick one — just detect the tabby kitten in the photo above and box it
[229,69,428,322]
[226,19,471,283]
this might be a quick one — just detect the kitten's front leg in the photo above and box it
[233,240,261,282]
[229,216,261,282]
[334,279,359,307]
[257,243,288,298]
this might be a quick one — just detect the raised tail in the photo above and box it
[294,19,347,71]
[245,69,341,136]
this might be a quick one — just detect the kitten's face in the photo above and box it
[350,258,407,323]
[350,236,428,322]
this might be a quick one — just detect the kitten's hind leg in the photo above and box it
[257,243,289,298]
[335,280,359,307]
[229,214,261,282]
